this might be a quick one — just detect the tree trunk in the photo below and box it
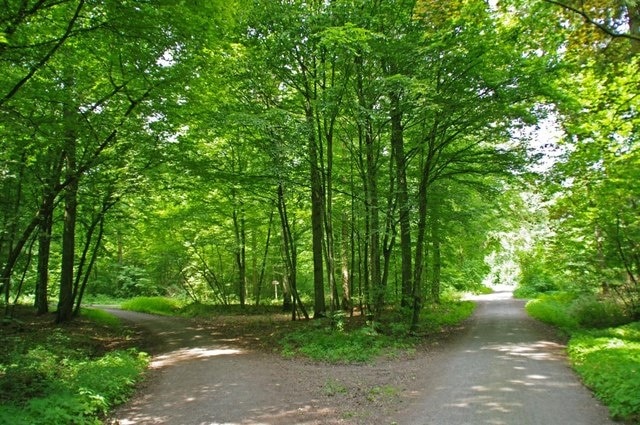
[277,183,308,320]
[255,208,274,306]
[390,91,413,308]
[341,211,352,312]
[73,210,107,316]
[233,204,246,308]
[35,203,54,315]
[306,103,326,318]
[57,168,78,323]
[57,79,78,324]
[430,197,442,304]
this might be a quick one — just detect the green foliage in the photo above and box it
[281,321,393,363]
[569,295,629,329]
[120,296,184,315]
[91,264,162,299]
[567,323,640,421]
[526,292,632,332]
[514,246,560,298]
[525,292,580,331]
[0,324,148,425]
[0,349,147,425]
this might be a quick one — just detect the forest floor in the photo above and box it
[105,289,617,425]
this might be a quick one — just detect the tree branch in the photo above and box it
[0,0,85,107]
[544,0,640,42]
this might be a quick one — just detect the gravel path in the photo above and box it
[390,289,615,425]
[104,289,615,425]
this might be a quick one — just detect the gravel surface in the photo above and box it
[105,289,615,425]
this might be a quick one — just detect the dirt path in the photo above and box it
[105,290,615,425]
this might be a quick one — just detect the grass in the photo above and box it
[524,292,640,422]
[0,306,148,425]
[120,296,184,315]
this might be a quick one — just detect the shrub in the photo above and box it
[570,295,630,329]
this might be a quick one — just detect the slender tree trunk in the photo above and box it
[35,203,54,315]
[381,152,397,303]
[277,183,308,320]
[390,92,413,309]
[430,197,442,304]
[233,204,246,308]
[341,211,351,312]
[255,208,274,306]
[306,103,326,318]
[73,211,107,316]
[57,73,79,324]
[57,155,78,322]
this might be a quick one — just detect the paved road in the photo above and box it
[393,289,615,425]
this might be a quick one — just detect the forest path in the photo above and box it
[390,288,615,425]
[104,289,615,425]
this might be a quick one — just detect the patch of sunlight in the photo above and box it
[485,340,564,361]
[485,402,511,413]
[151,347,243,368]
[607,338,625,348]
[508,379,535,387]
[526,374,548,380]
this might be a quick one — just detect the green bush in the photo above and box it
[120,296,183,315]
[570,295,629,329]
[525,292,640,422]
[525,292,579,331]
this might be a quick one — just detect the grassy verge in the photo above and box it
[525,293,640,422]
[280,300,476,363]
[0,307,148,425]
[120,296,184,315]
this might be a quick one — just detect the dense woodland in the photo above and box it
[1,0,639,329]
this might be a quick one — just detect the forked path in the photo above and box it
[105,290,615,425]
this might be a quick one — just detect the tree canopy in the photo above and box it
[1,0,638,325]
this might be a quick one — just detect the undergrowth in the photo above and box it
[280,300,475,363]
[568,323,640,421]
[0,308,148,424]
[524,292,640,422]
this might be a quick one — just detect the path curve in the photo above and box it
[104,308,346,425]
[104,289,615,425]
